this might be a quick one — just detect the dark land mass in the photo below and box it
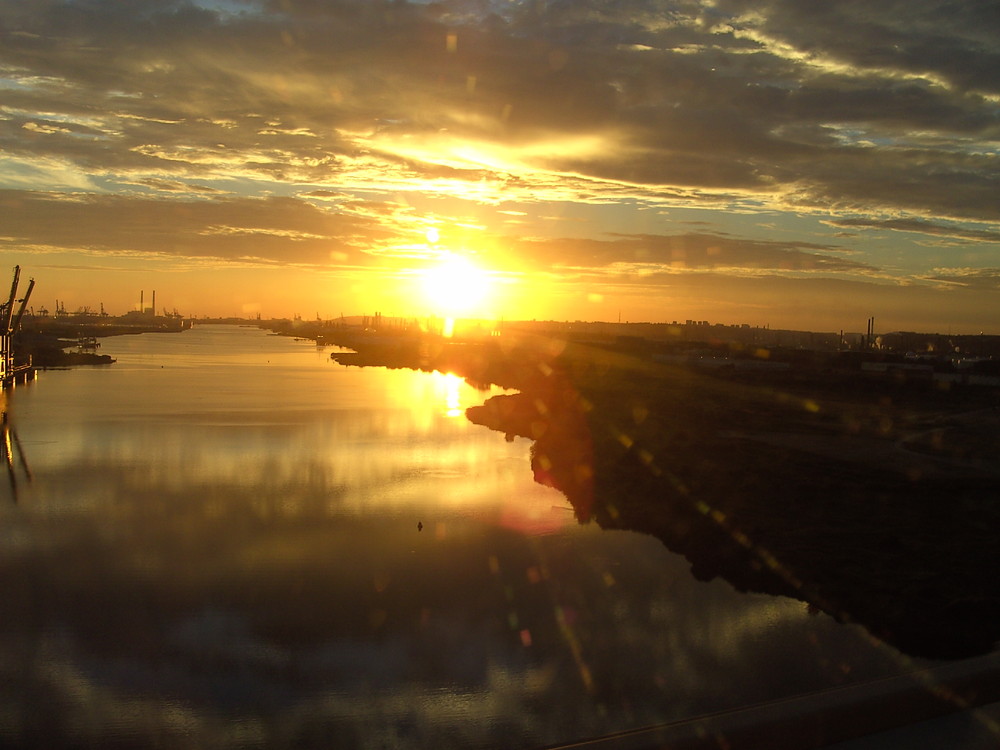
[17,341,114,368]
[296,324,1000,661]
[12,317,190,368]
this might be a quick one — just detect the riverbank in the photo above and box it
[13,318,193,369]
[312,326,1000,660]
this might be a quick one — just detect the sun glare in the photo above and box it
[420,253,493,317]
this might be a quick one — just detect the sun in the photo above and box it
[419,253,493,317]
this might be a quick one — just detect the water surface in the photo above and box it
[1,325,913,748]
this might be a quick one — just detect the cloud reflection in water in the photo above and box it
[0,327,908,748]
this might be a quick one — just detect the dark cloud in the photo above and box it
[923,268,1000,291]
[1,0,996,218]
[712,0,1000,95]
[509,232,873,273]
[789,148,1000,223]
[0,190,397,266]
[828,218,1000,243]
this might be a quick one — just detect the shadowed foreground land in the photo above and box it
[326,330,1000,660]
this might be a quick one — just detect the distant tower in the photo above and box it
[152,290,156,317]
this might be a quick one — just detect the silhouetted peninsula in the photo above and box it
[317,326,1000,659]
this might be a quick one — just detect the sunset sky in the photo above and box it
[1,0,998,333]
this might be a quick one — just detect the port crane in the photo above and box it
[1,265,35,387]
[1,266,35,501]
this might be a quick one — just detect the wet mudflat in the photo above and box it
[0,325,981,748]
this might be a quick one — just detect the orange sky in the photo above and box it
[1,1,999,333]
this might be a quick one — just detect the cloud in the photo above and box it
[0,0,996,224]
[713,0,1000,95]
[0,0,998,329]
[507,232,874,274]
[132,178,228,194]
[826,217,1000,243]
[923,268,1000,291]
[0,190,399,266]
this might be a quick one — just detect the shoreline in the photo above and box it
[310,325,1000,660]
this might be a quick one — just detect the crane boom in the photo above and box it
[10,278,35,333]
[3,266,20,334]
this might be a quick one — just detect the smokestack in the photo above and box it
[141,290,144,312]
[152,290,156,317]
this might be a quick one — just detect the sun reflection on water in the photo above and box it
[441,372,463,417]
[406,370,475,418]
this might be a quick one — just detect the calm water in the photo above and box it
[1,325,911,748]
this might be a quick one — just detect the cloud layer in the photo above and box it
[1,0,998,328]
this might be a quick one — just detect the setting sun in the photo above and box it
[419,253,494,317]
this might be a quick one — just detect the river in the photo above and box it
[0,324,912,748]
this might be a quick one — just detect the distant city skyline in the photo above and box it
[36,300,996,345]
[1,1,998,333]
